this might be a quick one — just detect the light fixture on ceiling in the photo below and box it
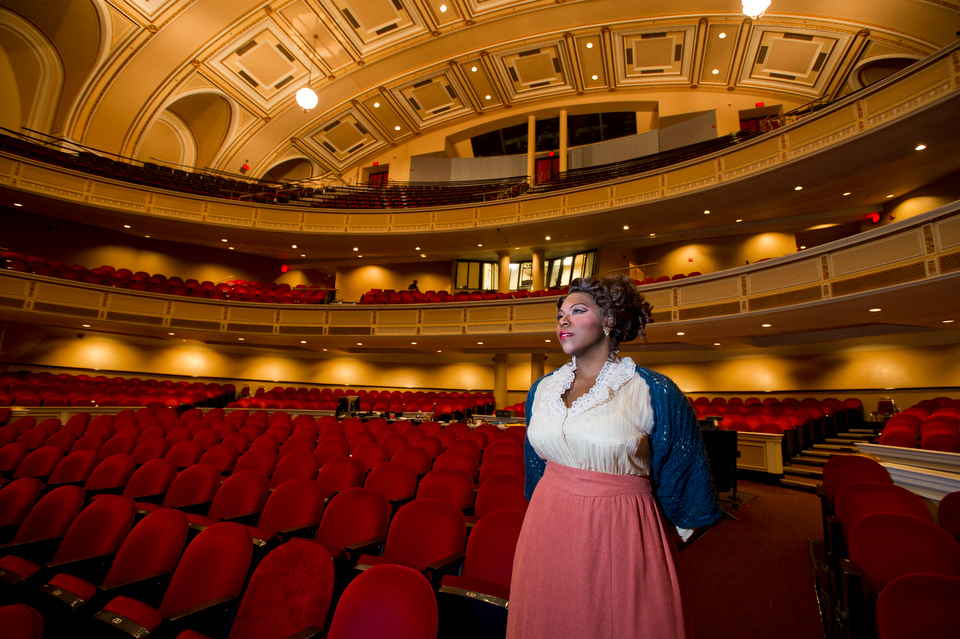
[742,0,771,19]
[296,35,319,111]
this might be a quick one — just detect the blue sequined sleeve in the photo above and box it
[523,373,550,500]
[638,366,723,530]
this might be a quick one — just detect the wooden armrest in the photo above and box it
[425,553,466,589]
[277,523,319,544]
[0,537,62,563]
[344,537,386,565]
[287,626,324,639]
[162,593,241,638]
[178,501,213,516]
[98,570,172,608]
[219,511,262,526]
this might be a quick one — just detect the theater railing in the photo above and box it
[2,200,958,343]
[1,42,957,236]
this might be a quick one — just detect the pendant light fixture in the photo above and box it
[742,0,771,19]
[296,34,319,111]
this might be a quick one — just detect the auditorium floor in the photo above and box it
[677,479,829,639]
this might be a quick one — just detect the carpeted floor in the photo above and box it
[677,480,828,639]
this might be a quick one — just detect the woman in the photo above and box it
[506,275,721,639]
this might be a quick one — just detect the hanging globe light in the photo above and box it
[297,34,319,112]
[742,0,771,19]
[296,86,318,111]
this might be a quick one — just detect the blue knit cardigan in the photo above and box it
[523,364,723,531]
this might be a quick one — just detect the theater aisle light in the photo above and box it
[296,35,319,111]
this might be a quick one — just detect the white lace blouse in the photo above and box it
[527,356,655,477]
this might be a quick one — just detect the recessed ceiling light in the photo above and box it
[650,233,656,237]
[703,210,710,214]
[794,186,803,191]
[718,32,727,39]
[123,224,131,229]
[843,192,851,196]
[943,320,955,324]
[420,253,426,258]
[712,69,719,75]
[545,236,551,240]
[545,339,551,343]
[623,225,629,230]
[869,308,882,313]
[411,341,417,345]
[886,194,895,198]
[485,95,491,100]
[221,239,228,242]
[301,254,305,257]
[394,125,401,131]
[799,245,807,249]
[373,102,380,108]
[736,219,742,223]
[168,332,175,336]
[238,337,244,341]
[145,235,150,238]
[82,324,91,328]
[761,323,772,328]
[228,247,234,250]
[915,144,926,151]
[357,342,362,346]
[292,244,297,249]
[676,332,685,336]
[322,348,328,351]
[300,340,307,344]
[478,243,483,247]
[440,4,447,12]
[353,247,359,251]
[714,342,721,346]
[13,203,22,207]
[358,255,363,258]
[471,66,477,72]
[591,74,598,80]
[437,350,442,353]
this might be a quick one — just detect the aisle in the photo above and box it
[677,480,827,639]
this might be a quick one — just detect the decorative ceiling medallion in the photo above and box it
[392,70,472,125]
[211,22,314,110]
[306,109,386,167]
[328,0,424,54]
[740,26,851,96]
[493,42,574,101]
[613,25,696,86]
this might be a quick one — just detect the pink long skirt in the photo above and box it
[506,463,692,639]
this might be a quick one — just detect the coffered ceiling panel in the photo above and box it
[494,42,575,101]
[326,0,425,54]
[210,22,314,110]
[277,1,355,74]
[458,58,504,109]
[575,34,608,90]
[614,25,697,86]
[392,70,473,126]
[739,26,853,96]
[359,94,414,139]
[305,109,387,166]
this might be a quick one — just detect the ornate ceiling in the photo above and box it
[3,0,958,182]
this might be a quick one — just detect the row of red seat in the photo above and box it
[0,406,529,637]
[877,398,960,452]
[1,251,333,304]
[0,372,234,409]
[818,454,960,638]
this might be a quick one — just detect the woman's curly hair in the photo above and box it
[558,275,653,352]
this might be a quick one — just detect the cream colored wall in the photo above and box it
[5,210,282,285]
[335,261,453,302]
[7,327,958,412]
[632,231,798,278]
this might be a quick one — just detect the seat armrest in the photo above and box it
[277,523,319,544]
[162,593,241,638]
[0,537,62,563]
[287,626,324,639]
[425,553,466,589]
[344,537,386,565]
[131,493,166,505]
[219,511,262,526]
[98,570,172,608]
[44,552,115,585]
[838,558,864,625]
[826,516,844,560]
[178,501,213,516]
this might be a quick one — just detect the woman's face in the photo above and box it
[556,292,610,359]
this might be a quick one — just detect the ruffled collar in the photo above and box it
[542,356,637,416]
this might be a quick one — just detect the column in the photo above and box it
[559,109,568,174]
[497,250,511,293]
[531,247,545,292]
[526,114,536,186]
[530,352,545,385]
[493,352,509,410]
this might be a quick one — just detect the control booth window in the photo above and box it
[455,261,499,290]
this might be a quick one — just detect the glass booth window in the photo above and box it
[455,261,499,290]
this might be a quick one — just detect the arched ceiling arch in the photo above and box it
[34,0,956,179]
